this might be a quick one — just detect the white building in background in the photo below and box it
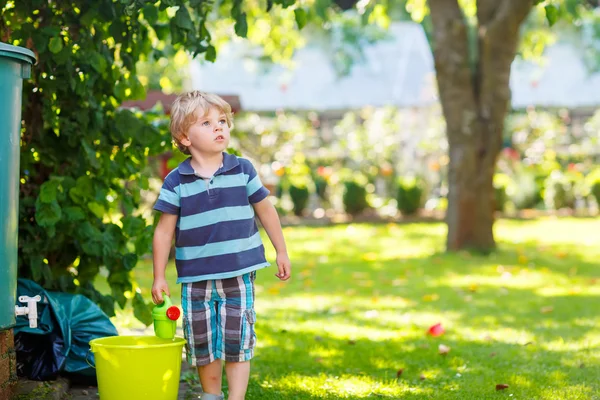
[189,22,437,112]
[189,21,600,114]
[511,43,600,112]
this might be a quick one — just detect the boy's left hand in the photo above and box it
[275,253,291,281]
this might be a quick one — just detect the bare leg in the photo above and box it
[198,359,223,396]
[225,361,250,400]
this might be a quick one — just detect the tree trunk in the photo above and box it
[428,0,533,252]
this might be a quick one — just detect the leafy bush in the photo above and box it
[314,176,328,202]
[493,173,512,212]
[396,177,424,215]
[289,184,310,216]
[543,171,575,210]
[510,172,542,210]
[586,170,600,206]
[343,180,369,216]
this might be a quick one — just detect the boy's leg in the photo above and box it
[182,281,224,398]
[225,361,250,400]
[216,273,256,400]
[198,359,223,397]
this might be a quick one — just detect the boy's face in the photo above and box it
[182,106,230,154]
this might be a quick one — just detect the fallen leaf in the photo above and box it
[518,254,528,264]
[496,384,509,391]
[438,344,451,355]
[422,293,440,302]
[540,306,554,314]
[579,363,585,368]
[490,352,497,357]
[267,286,280,295]
[396,368,404,378]
[362,252,378,261]
[428,323,445,337]
[348,339,356,345]
[419,374,426,380]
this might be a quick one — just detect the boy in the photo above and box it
[151,90,291,400]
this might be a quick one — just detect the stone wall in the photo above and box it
[0,329,17,399]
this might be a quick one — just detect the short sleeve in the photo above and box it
[246,162,270,204]
[153,173,180,215]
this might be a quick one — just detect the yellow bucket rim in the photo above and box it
[90,336,186,351]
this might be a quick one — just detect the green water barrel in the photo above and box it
[0,42,35,329]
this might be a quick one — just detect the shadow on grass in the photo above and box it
[249,322,599,399]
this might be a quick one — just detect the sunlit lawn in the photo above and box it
[99,217,600,399]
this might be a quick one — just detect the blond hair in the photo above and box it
[169,90,233,154]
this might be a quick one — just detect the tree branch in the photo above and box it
[478,0,532,34]
[476,0,533,155]
[428,0,477,139]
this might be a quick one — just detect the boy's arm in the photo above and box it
[151,213,178,303]
[252,198,291,281]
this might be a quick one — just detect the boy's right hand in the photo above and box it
[151,278,170,304]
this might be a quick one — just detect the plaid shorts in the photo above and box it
[181,272,256,366]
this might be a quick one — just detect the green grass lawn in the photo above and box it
[101,218,600,399]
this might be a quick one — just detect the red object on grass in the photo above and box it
[428,323,445,337]
[166,306,181,321]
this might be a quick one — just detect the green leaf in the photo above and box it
[112,285,127,309]
[133,292,154,326]
[205,45,217,62]
[88,202,105,219]
[69,176,94,204]
[123,253,138,271]
[64,206,86,221]
[234,12,248,37]
[143,4,159,25]
[48,37,63,54]
[30,255,44,282]
[89,52,107,73]
[35,201,62,227]
[175,6,194,31]
[81,140,100,169]
[294,8,308,29]
[39,180,60,203]
[545,5,559,26]
[533,0,545,5]
[122,216,145,237]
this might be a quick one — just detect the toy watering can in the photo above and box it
[152,294,181,339]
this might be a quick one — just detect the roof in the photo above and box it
[188,23,600,112]
[189,22,438,111]
[510,43,600,109]
[121,90,242,114]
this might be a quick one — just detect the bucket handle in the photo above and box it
[85,348,95,369]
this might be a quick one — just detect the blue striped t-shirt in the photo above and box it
[153,152,271,283]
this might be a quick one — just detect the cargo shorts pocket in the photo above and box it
[241,308,256,350]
